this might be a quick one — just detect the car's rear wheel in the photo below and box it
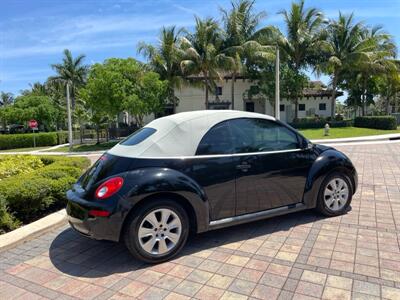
[316,172,353,216]
[124,199,189,263]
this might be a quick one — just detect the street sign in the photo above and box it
[29,119,38,129]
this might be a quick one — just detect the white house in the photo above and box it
[125,77,341,126]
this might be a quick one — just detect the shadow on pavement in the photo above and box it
[49,210,326,278]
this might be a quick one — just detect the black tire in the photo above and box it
[316,172,353,217]
[124,199,189,264]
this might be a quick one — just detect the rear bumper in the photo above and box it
[66,190,121,242]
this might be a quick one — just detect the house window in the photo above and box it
[280,104,285,112]
[245,102,255,112]
[208,103,230,110]
[319,103,326,111]
[299,104,305,111]
[216,86,223,96]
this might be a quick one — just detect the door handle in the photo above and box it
[236,163,251,171]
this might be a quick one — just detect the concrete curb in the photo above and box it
[0,209,67,252]
[311,133,400,144]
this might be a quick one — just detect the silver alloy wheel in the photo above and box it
[138,208,182,256]
[324,178,349,211]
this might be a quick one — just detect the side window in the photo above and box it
[228,118,299,153]
[196,122,233,155]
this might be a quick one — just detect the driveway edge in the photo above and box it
[0,209,67,252]
[311,133,400,144]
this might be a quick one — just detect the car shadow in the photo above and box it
[49,209,330,278]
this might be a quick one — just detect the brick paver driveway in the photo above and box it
[1,141,400,300]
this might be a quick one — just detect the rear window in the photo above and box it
[120,127,156,146]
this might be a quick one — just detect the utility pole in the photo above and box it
[66,82,73,152]
[275,47,280,120]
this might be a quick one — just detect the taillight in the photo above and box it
[95,177,124,200]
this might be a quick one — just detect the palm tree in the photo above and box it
[220,0,274,109]
[49,49,88,109]
[0,92,14,107]
[356,26,397,115]
[278,0,326,119]
[138,26,185,114]
[320,13,373,118]
[180,17,233,109]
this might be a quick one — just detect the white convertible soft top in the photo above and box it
[108,110,275,158]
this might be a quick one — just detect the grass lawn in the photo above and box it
[300,126,400,140]
[47,141,119,152]
[0,146,53,153]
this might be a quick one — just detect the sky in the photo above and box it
[1,0,399,96]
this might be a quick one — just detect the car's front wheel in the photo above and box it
[316,172,353,216]
[124,199,189,263]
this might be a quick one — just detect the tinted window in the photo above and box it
[228,118,299,153]
[196,122,233,155]
[120,127,156,146]
[319,103,326,110]
[280,104,285,112]
[299,104,305,111]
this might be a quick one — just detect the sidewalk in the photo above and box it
[310,133,400,144]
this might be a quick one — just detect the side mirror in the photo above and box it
[301,138,313,149]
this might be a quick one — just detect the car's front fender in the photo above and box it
[303,149,357,208]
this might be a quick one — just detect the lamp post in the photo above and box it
[275,47,280,120]
[66,82,73,152]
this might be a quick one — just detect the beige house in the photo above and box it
[125,78,341,126]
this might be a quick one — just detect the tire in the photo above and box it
[124,199,189,263]
[316,172,353,217]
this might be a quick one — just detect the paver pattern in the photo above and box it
[1,141,400,299]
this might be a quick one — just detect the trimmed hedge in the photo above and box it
[0,156,90,232]
[354,116,397,130]
[289,117,353,129]
[0,132,58,150]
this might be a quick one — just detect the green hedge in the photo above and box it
[0,156,90,232]
[289,118,353,129]
[0,132,58,150]
[354,116,397,130]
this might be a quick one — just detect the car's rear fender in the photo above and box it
[118,167,209,236]
[303,149,357,209]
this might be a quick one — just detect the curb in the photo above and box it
[311,133,400,144]
[0,209,67,252]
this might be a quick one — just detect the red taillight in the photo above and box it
[95,177,124,200]
[89,209,110,217]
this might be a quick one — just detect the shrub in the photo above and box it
[0,195,19,234]
[289,117,353,129]
[0,132,58,150]
[0,155,44,179]
[0,155,90,229]
[354,116,397,130]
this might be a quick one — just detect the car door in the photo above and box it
[228,118,314,215]
[190,121,237,220]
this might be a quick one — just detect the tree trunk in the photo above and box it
[294,97,299,120]
[80,122,83,144]
[231,73,235,110]
[205,72,209,109]
[386,97,391,115]
[330,74,338,119]
[172,89,177,114]
[96,125,100,144]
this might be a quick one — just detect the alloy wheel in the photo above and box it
[323,178,349,211]
[138,208,182,255]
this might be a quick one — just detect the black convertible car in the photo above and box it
[67,110,357,263]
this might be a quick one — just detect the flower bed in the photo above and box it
[0,155,90,233]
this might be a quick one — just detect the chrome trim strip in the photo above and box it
[133,148,305,160]
[209,203,305,228]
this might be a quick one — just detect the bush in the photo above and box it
[0,195,19,234]
[289,117,353,129]
[0,132,58,150]
[0,155,90,229]
[354,116,397,130]
[0,155,44,179]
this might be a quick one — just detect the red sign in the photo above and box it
[28,119,38,129]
